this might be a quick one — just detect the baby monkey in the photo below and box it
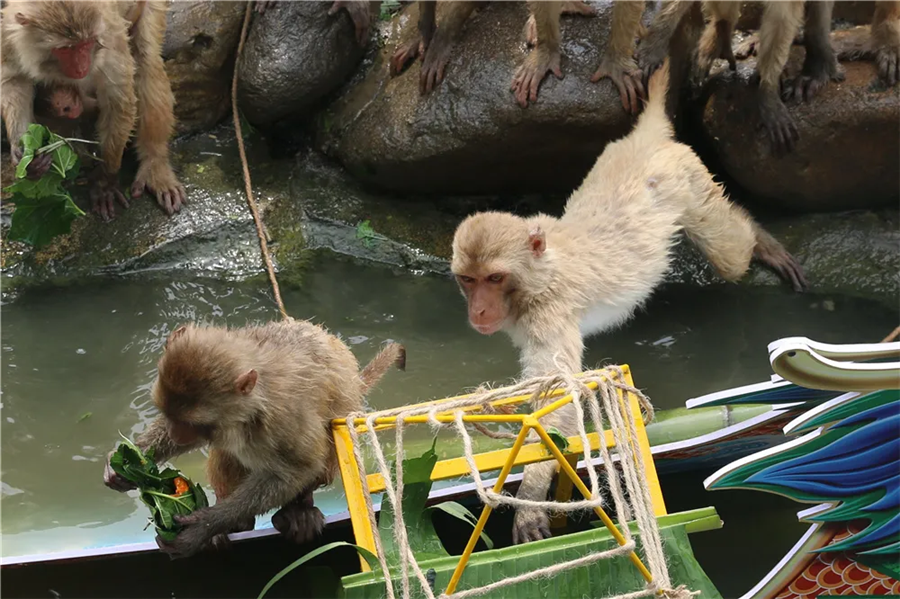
[451,59,805,545]
[103,320,405,558]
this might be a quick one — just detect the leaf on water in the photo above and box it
[547,427,570,453]
[77,412,93,423]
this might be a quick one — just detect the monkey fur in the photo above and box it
[450,59,806,545]
[1,0,186,220]
[103,320,405,558]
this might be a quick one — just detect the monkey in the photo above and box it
[102,320,406,558]
[450,59,806,544]
[36,84,98,121]
[829,1,900,87]
[254,0,381,47]
[389,0,645,111]
[637,1,844,154]
[1,0,186,221]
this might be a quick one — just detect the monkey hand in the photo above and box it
[329,0,370,46]
[89,168,129,222]
[512,507,552,544]
[156,509,221,559]
[103,451,138,493]
[390,36,424,77]
[592,53,645,115]
[131,162,186,217]
[272,504,326,545]
[758,92,799,155]
[511,46,562,108]
[419,34,459,96]
[876,44,900,87]
[783,57,844,104]
[10,146,54,181]
[753,232,808,293]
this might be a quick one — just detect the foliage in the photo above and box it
[3,124,88,248]
[356,219,378,248]
[257,541,379,599]
[546,427,570,453]
[379,0,402,20]
[108,434,209,543]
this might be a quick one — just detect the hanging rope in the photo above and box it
[345,366,696,599]
[232,1,289,321]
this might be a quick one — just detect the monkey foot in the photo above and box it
[272,505,325,545]
[132,164,187,217]
[592,54,646,115]
[524,1,596,46]
[89,170,129,222]
[419,38,457,95]
[753,234,808,292]
[876,45,900,87]
[511,47,562,108]
[697,24,737,80]
[783,52,845,103]
[512,507,552,545]
[759,93,799,155]
[391,36,424,77]
[734,33,759,59]
[329,0,371,46]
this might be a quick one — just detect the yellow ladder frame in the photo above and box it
[331,365,667,594]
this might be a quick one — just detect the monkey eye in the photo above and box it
[457,275,475,285]
[487,273,505,284]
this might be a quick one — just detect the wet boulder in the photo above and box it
[237,1,366,126]
[317,1,639,195]
[163,1,246,135]
[698,45,899,212]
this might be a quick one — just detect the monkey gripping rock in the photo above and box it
[315,1,638,195]
[699,41,900,212]
[162,1,247,135]
[237,2,365,126]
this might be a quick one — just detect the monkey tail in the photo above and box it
[360,342,406,394]
[638,58,673,140]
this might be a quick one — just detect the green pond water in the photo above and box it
[1,252,896,595]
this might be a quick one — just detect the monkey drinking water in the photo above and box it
[103,320,406,558]
[451,59,805,545]
[1,0,186,219]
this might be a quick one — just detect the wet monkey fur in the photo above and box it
[103,320,405,558]
[450,59,805,545]
[1,0,185,219]
[389,1,647,113]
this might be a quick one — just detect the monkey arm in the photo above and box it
[1,72,35,156]
[134,415,202,463]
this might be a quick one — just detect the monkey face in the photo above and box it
[9,1,102,80]
[455,272,512,335]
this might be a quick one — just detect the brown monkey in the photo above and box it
[831,1,900,87]
[255,0,380,46]
[638,1,844,154]
[451,59,805,544]
[1,0,186,220]
[103,320,405,558]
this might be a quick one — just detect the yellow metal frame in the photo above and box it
[331,365,667,595]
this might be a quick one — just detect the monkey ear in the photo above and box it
[236,369,258,395]
[528,227,546,258]
[165,326,188,349]
[14,13,31,26]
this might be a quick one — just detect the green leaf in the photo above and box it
[51,142,78,178]
[429,501,493,549]
[77,412,93,423]
[258,541,380,599]
[547,427,570,453]
[6,192,82,248]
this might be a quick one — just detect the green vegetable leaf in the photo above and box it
[429,501,493,549]
[77,412,93,423]
[51,142,78,178]
[6,192,84,248]
[546,427,570,453]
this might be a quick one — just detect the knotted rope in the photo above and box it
[344,366,698,599]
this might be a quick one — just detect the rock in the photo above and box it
[237,2,365,126]
[317,1,638,195]
[162,1,246,136]
[698,49,900,212]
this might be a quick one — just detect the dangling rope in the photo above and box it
[345,366,697,599]
[232,1,289,321]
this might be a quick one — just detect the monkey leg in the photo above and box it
[390,1,436,76]
[271,490,326,545]
[783,1,844,102]
[755,1,804,154]
[129,1,186,217]
[591,0,646,114]
[873,0,900,86]
[637,0,694,85]
[524,0,596,47]
[512,1,563,108]
[419,1,478,95]
[696,1,740,79]
[330,0,374,46]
